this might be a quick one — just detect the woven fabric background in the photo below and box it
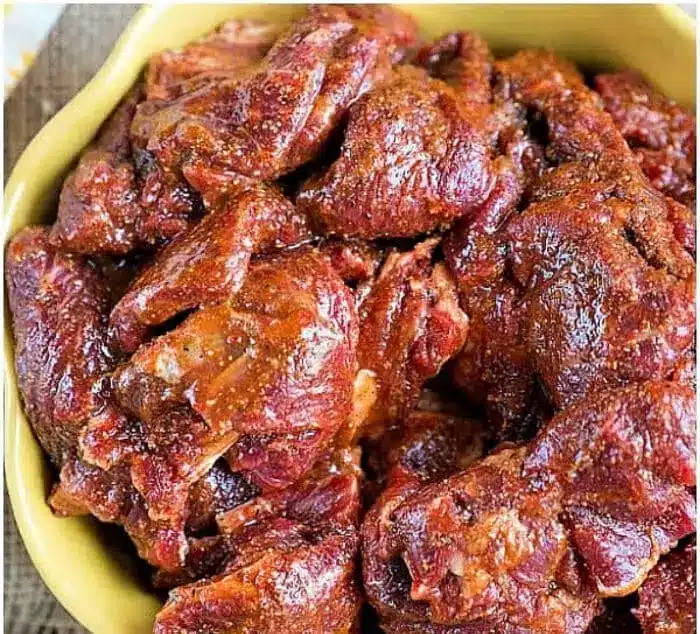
[3,4,696,634]
[4,8,137,632]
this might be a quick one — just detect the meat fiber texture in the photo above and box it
[5,7,696,634]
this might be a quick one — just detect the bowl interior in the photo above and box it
[4,4,695,634]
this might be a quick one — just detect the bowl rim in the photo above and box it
[3,4,696,633]
[4,5,164,631]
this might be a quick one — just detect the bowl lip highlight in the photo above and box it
[4,6,167,632]
[3,4,696,633]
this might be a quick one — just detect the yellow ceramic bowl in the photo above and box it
[4,4,695,633]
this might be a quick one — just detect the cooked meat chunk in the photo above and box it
[50,87,200,255]
[49,457,188,572]
[362,381,695,634]
[634,539,696,634]
[132,5,418,185]
[217,448,362,534]
[417,31,493,103]
[146,20,279,101]
[107,249,357,521]
[317,238,383,285]
[595,70,696,209]
[109,182,310,353]
[445,50,695,438]
[354,239,468,439]
[185,461,259,535]
[5,227,114,466]
[154,519,360,634]
[155,449,362,633]
[297,66,494,238]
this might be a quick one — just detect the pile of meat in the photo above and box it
[6,6,696,633]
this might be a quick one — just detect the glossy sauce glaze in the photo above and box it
[5,5,696,633]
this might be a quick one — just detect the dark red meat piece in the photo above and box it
[595,70,696,209]
[362,381,695,633]
[154,448,362,633]
[51,87,200,255]
[49,458,188,572]
[107,248,357,521]
[417,31,493,104]
[445,50,695,438]
[132,5,418,185]
[634,539,696,634]
[297,65,495,239]
[109,181,310,353]
[5,227,114,466]
[154,519,360,634]
[146,20,279,101]
[353,239,468,440]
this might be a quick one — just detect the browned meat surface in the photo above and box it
[354,239,468,440]
[154,449,362,633]
[5,227,114,466]
[146,20,279,101]
[49,457,189,572]
[417,32,493,103]
[445,50,695,439]
[154,519,359,634]
[132,5,418,185]
[51,87,200,255]
[106,249,357,522]
[109,181,311,353]
[635,539,696,634]
[317,238,383,285]
[297,66,494,238]
[362,381,695,633]
[595,71,696,210]
[5,13,697,634]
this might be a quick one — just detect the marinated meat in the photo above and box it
[108,249,357,520]
[317,238,383,285]
[354,239,469,439]
[445,50,695,438]
[6,227,114,466]
[595,70,696,209]
[154,449,362,633]
[417,31,493,103]
[185,461,259,535]
[217,448,362,534]
[146,20,279,101]
[132,5,418,185]
[154,519,360,634]
[362,403,487,507]
[635,539,696,634]
[297,66,494,238]
[51,87,200,255]
[109,181,311,353]
[5,12,697,634]
[49,457,188,572]
[523,381,695,595]
[362,381,695,633]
